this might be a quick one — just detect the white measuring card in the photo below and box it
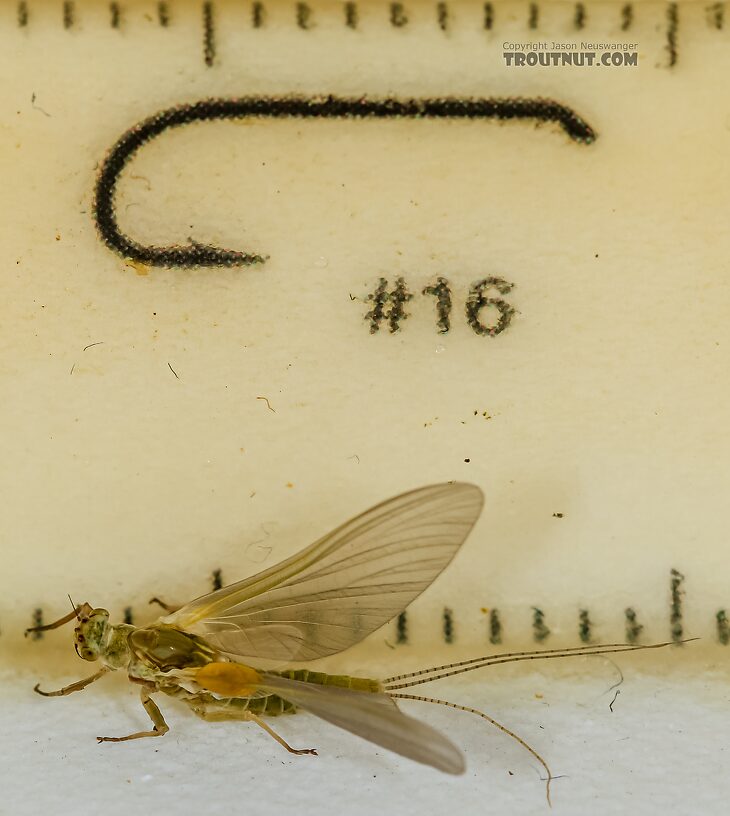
[1,2,728,812]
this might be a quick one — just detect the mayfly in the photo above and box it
[28,482,681,803]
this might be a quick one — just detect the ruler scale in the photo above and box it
[1,4,729,810]
[8,3,730,58]
[2,0,729,658]
[21,561,702,650]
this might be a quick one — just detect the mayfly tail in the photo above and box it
[390,692,554,807]
[383,642,637,685]
[383,640,684,692]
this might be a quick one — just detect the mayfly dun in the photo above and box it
[27,482,683,803]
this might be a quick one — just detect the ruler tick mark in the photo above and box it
[666,2,679,67]
[30,608,43,641]
[620,3,633,30]
[670,568,685,642]
[437,2,448,31]
[203,2,215,66]
[252,1,265,27]
[390,2,408,28]
[396,611,408,644]
[212,568,223,591]
[578,608,592,643]
[17,1,28,27]
[157,1,170,26]
[62,1,74,29]
[110,2,121,29]
[573,2,585,30]
[123,606,133,625]
[296,2,312,29]
[344,1,358,28]
[716,609,729,644]
[443,607,454,644]
[708,2,724,29]
[489,608,502,645]
[528,2,538,30]
[532,607,550,642]
[483,1,493,30]
[624,606,643,643]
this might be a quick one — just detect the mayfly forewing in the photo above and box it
[163,482,484,663]
[257,672,465,774]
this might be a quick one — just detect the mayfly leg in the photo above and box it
[148,597,181,613]
[184,695,318,756]
[34,666,111,697]
[248,713,318,756]
[24,607,80,636]
[97,689,169,742]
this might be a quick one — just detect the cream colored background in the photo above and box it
[2,2,729,814]
[1,0,729,671]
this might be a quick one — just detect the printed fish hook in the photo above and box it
[93,95,597,269]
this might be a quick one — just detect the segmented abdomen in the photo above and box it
[250,694,297,716]
[163,670,381,717]
[256,671,381,716]
[275,668,380,693]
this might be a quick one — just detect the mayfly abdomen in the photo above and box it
[275,669,381,694]
[193,693,296,717]
[253,670,382,717]
[259,695,297,716]
[165,685,297,718]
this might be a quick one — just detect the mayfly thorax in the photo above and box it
[27,482,687,805]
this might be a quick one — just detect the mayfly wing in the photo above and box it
[162,482,484,661]
[258,672,465,774]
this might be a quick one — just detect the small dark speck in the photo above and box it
[464,458,471,463]
[553,512,564,518]
[594,253,599,258]
[508,770,514,776]
[31,93,51,118]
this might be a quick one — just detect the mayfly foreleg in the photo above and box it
[24,607,80,636]
[97,689,169,742]
[34,666,111,697]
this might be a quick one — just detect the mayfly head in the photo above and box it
[73,603,110,662]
